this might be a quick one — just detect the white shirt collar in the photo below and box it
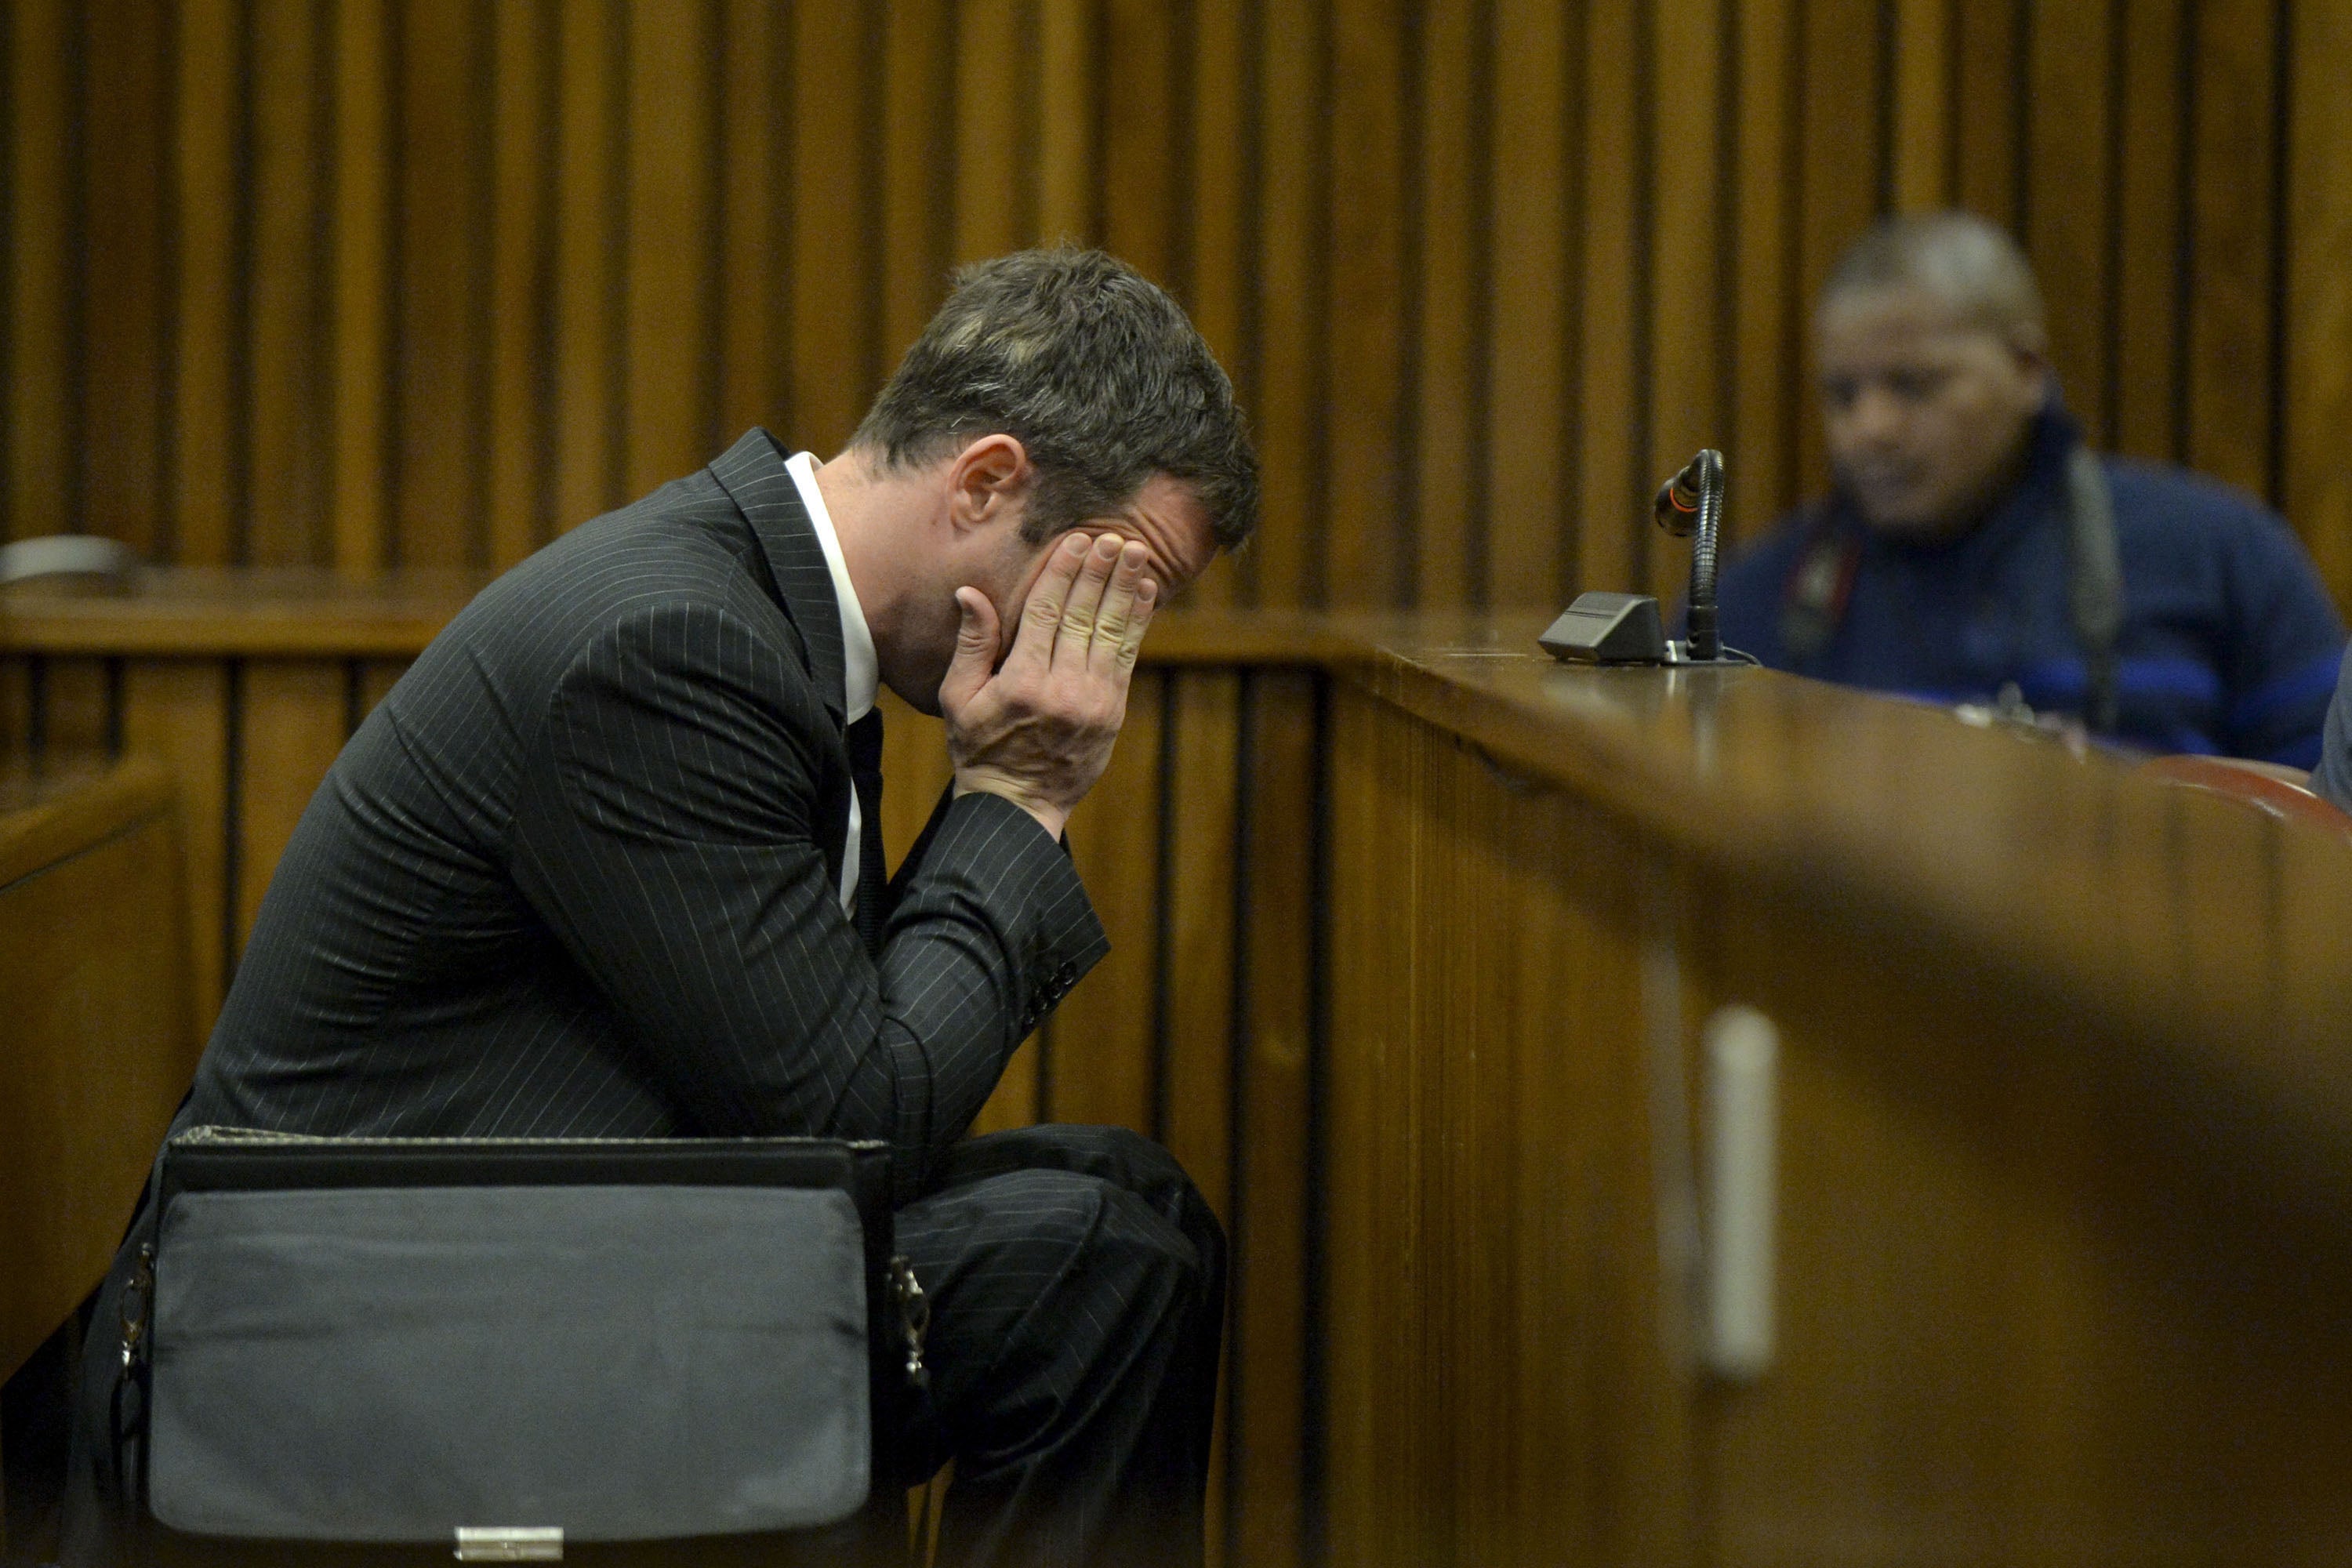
[785,450,877,722]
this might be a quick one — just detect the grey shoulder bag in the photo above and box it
[113,1127,926,1562]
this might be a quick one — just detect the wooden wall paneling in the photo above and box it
[1727,0,1798,535]
[1950,0,2022,230]
[624,0,718,495]
[395,0,489,568]
[1184,0,1254,612]
[1792,0,1887,497]
[1889,0,1951,211]
[38,656,112,757]
[970,1031,1046,1136]
[1229,670,1317,1568]
[7,0,78,544]
[1410,0,1485,612]
[1646,0,1726,606]
[553,0,626,534]
[0,660,30,764]
[233,659,348,945]
[1574,0,1645,600]
[1323,0,1410,608]
[1249,0,1328,608]
[879,0,954,367]
[714,0,784,448]
[1484,0,1574,611]
[246,0,328,567]
[1101,0,1179,275]
[331,0,391,576]
[2110,0,2188,464]
[488,0,556,569]
[2184,0,2282,502]
[789,0,881,456]
[1044,670,1167,1131]
[1157,670,1241,1568]
[1160,671,1241,1210]
[2286,0,2352,604]
[121,659,233,1053]
[2023,0,2115,441]
[1040,0,1099,247]
[78,0,172,559]
[953,0,1040,262]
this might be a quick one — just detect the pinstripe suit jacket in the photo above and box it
[184,430,1107,1200]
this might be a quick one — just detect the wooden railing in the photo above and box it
[9,576,2352,1564]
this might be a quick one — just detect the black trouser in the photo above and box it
[57,1124,1225,1568]
[891,1124,1228,1568]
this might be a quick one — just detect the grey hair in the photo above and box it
[852,248,1259,552]
[1817,210,2049,352]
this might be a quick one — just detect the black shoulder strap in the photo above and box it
[2065,448,2123,733]
[1780,503,1857,670]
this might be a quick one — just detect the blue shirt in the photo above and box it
[1713,406,2347,764]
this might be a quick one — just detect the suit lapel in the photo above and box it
[709,427,848,724]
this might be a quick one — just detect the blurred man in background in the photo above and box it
[1715,211,2344,764]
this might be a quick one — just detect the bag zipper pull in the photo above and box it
[119,1242,155,1373]
[890,1254,930,1390]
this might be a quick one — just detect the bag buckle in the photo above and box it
[118,1242,155,1373]
[454,1526,563,1560]
[891,1254,931,1390]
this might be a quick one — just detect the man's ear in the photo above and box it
[945,434,1032,538]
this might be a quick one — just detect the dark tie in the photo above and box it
[847,710,887,957]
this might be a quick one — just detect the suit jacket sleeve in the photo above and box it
[506,598,1108,1196]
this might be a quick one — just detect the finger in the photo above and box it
[1088,541,1151,677]
[936,587,1000,717]
[1052,532,1124,670]
[1112,575,1158,672]
[1007,532,1091,675]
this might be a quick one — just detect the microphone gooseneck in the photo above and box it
[1653,449,1725,662]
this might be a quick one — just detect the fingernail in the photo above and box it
[1062,533,1089,557]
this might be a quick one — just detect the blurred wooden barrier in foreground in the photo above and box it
[0,755,191,1383]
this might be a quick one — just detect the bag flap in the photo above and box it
[147,1183,870,1543]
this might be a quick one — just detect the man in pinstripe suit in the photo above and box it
[64,250,1257,1567]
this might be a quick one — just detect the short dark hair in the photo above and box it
[852,249,1259,552]
[1818,210,2049,352]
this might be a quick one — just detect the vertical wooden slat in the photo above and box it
[2023,0,2114,439]
[79,0,174,559]
[554,0,625,532]
[41,658,112,756]
[1046,672,1166,1131]
[1105,0,1183,279]
[1323,0,1410,609]
[356,659,410,722]
[1795,0,1887,496]
[488,0,556,568]
[1229,670,1317,1568]
[879,0,953,367]
[246,0,328,566]
[1646,0,1726,604]
[331,0,391,576]
[1185,0,1256,612]
[122,659,233,1050]
[1250,0,1327,608]
[2111,0,2187,466]
[172,0,244,567]
[2183,0,2281,502]
[0,660,31,765]
[2287,0,2352,605]
[5,0,77,543]
[233,660,348,946]
[1575,0,1643,595]
[715,0,784,448]
[1730,0,1798,533]
[1413,0,1485,612]
[791,0,881,456]
[971,1033,1045,1135]
[624,0,717,495]
[1039,0,1099,246]
[396,0,490,566]
[952,0,1034,267]
[1951,0,2022,230]
[1890,0,1951,211]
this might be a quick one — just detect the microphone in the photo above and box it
[1654,449,1724,661]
